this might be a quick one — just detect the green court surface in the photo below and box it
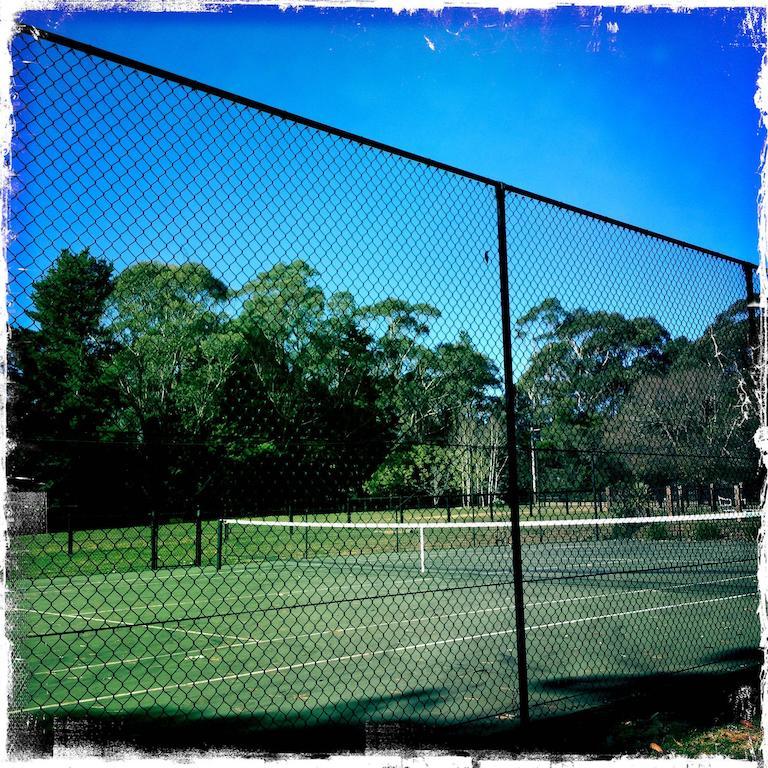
[8,530,759,729]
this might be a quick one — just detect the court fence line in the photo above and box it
[6,25,762,749]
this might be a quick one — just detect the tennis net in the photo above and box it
[220,510,760,580]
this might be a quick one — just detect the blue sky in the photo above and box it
[11,7,764,376]
[17,6,763,262]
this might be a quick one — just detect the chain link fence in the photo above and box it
[6,26,761,752]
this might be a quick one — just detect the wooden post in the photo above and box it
[605,486,611,516]
[709,483,716,511]
[665,485,673,516]
[734,483,743,514]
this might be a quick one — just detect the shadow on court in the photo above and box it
[8,648,760,757]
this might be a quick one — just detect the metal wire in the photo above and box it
[6,25,761,752]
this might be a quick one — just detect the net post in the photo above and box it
[194,508,202,567]
[591,454,600,541]
[216,519,224,570]
[150,510,159,571]
[66,512,73,557]
[419,525,425,574]
[496,182,529,727]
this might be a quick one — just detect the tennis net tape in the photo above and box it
[221,510,760,578]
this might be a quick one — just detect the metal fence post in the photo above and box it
[150,510,159,571]
[194,508,202,567]
[66,512,73,557]
[216,519,224,570]
[496,182,529,727]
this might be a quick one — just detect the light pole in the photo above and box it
[530,428,540,513]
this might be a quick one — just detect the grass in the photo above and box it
[608,713,762,759]
[10,501,759,582]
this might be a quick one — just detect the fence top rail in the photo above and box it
[15,23,756,272]
[222,509,760,530]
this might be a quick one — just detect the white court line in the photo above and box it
[29,547,756,617]
[15,608,256,644]
[29,572,430,619]
[28,574,756,679]
[16,558,326,595]
[18,562,429,602]
[525,591,757,630]
[10,590,757,714]
[43,604,512,676]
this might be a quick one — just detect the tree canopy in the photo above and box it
[9,251,757,523]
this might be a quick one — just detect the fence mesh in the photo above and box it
[6,26,761,751]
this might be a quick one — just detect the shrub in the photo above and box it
[641,522,670,541]
[694,520,722,541]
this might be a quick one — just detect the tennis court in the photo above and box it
[9,511,759,728]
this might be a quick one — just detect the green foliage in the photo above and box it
[612,481,653,518]
[9,252,755,523]
[8,248,117,506]
[639,522,670,541]
[604,299,756,487]
[693,521,722,541]
[365,445,459,501]
[516,298,670,489]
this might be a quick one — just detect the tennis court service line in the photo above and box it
[69,573,434,618]
[20,556,357,594]
[37,573,755,679]
[15,607,258,644]
[24,571,755,674]
[25,575,757,677]
[11,590,756,714]
[21,563,435,603]
[42,603,515,676]
[30,569,756,624]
